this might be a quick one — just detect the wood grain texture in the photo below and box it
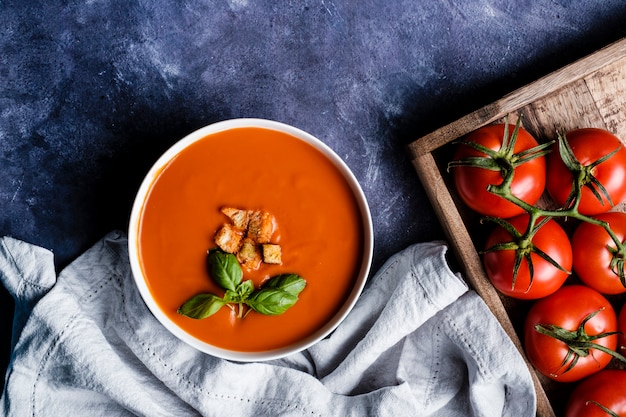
[409,37,626,417]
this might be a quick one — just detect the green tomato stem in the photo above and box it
[586,401,619,417]
[534,308,626,377]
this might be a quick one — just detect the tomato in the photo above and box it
[565,369,626,417]
[483,215,571,299]
[524,285,618,383]
[451,123,546,218]
[546,128,626,215]
[572,212,626,294]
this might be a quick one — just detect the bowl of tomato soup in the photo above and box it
[128,118,373,361]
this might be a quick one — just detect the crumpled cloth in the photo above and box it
[0,231,535,417]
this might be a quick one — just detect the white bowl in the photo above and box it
[128,118,373,361]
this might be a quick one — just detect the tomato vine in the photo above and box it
[450,116,626,381]
[451,117,626,290]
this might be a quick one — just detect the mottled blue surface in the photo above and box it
[1,0,625,394]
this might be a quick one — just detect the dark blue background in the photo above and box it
[1,0,625,398]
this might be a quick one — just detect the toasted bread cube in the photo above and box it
[214,224,244,253]
[248,210,274,243]
[262,244,282,265]
[220,207,250,229]
[237,238,262,270]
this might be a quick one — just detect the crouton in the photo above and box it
[213,207,282,270]
[214,224,244,253]
[237,238,262,270]
[220,207,250,229]
[262,244,282,265]
[248,210,274,243]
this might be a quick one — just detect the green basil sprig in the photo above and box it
[177,250,306,319]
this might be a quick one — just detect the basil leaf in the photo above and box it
[177,293,226,319]
[236,280,255,299]
[222,289,238,303]
[263,273,306,296]
[246,288,298,316]
[208,249,243,291]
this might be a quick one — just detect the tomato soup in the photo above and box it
[136,126,365,352]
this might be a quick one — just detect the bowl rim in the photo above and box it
[128,118,374,361]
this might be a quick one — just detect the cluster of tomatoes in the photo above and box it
[449,122,626,416]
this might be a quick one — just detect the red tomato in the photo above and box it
[565,369,626,417]
[546,128,626,215]
[451,123,546,218]
[524,285,618,383]
[572,212,626,294]
[483,215,571,299]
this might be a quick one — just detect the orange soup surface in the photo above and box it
[138,126,364,352]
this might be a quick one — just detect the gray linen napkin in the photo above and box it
[0,231,535,416]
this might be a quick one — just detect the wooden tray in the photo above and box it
[409,37,626,417]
